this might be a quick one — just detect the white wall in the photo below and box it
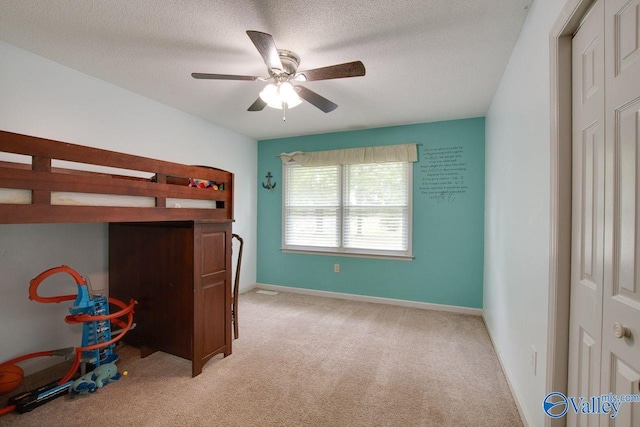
[0,41,257,372]
[484,0,567,426]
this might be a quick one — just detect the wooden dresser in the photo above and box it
[109,220,233,377]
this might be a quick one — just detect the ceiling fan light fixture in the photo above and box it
[280,82,302,106]
[259,83,277,103]
[259,82,302,110]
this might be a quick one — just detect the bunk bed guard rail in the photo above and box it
[0,130,234,224]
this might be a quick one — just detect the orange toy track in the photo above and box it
[0,265,136,416]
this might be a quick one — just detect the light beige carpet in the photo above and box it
[1,289,523,426]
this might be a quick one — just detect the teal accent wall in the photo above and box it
[257,117,485,308]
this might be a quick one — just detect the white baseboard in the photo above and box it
[19,354,69,376]
[482,313,531,427]
[253,283,482,316]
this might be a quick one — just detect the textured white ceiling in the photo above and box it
[0,0,531,140]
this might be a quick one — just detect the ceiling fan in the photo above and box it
[192,30,366,114]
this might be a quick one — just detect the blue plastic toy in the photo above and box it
[68,279,115,367]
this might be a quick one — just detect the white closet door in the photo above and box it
[600,0,640,425]
[569,2,606,426]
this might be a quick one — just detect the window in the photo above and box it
[282,148,414,259]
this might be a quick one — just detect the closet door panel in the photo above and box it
[568,4,606,419]
[601,0,640,424]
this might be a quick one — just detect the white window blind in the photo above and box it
[284,164,341,248]
[343,162,409,252]
[283,158,412,259]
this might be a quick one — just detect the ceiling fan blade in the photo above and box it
[191,73,259,81]
[297,61,365,81]
[248,97,267,112]
[246,30,283,73]
[296,86,338,113]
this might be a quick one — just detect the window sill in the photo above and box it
[281,248,414,261]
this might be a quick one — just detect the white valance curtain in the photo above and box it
[279,143,418,166]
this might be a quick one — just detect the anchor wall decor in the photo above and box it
[262,172,276,190]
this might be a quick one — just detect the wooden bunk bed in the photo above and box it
[0,130,234,377]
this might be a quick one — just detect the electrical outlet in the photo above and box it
[531,346,537,375]
[334,263,340,273]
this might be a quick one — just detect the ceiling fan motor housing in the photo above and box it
[275,50,300,77]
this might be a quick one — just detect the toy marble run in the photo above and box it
[0,265,136,416]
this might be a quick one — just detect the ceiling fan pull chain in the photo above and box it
[282,102,287,121]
